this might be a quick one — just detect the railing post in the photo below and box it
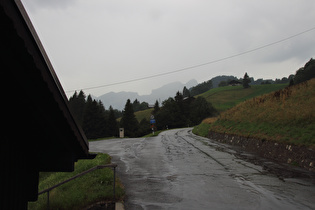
[47,190,50,210]
[113,166,116,202]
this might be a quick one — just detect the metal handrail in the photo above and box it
[38,164,118,210]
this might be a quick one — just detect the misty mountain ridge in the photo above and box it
[97,79,198,110]
[91,73,291,110]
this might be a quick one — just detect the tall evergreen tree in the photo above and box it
[82,95,108,139]
[183,86,190,98]
[132,99,141,112]
[68,90,115,139]
[97,100,108,137]
[243,72,251,89]
[108,106,118,137]
[120,99,139,137]
[82,95,94,138]
[152,100,160,115]
[175,91,184,116]
[155,97,178,129]
[175,91,183,100]
[155,95,188,129]
[68,91,78,113]
[68,90,86,125]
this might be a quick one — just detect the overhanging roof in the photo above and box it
[1,0,90,171]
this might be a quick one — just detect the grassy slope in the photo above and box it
[192,118,217,137]
[135,108,153,122]
[117,108,153,122]
[133,84,286,122]
[28,154,124,210]
[198,84,288,112]
[209,79,315,147]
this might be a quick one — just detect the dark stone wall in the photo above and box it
[208,131,315,172]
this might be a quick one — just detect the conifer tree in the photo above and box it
[108,106,118,137]
[82,95,108,139]
[243,72,251,89]
[96,100,108,137]
[120,99,139,137]
[183,86,190,98]
[132,99,140,112]
[68,90,86,125]
[152,100,160,115]
[82,95,94,138]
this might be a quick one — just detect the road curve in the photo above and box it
[89,128,315,210]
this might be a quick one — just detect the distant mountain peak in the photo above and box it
[97,80,197,110]
[185,79,198,88]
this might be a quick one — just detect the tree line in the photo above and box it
[183,73,286,98]
[68,90,217,139]
[120,99,152,137]
[120,92,217,137]
[216,58,315,88]
[153,92,217,130]
[69,57,314,139]
[68,91,119,139]
[68,91,152,139]
[189,80,213,96]
[187,61,315,98]
[293,58,315,85]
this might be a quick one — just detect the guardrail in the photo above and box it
[38,164,118,210]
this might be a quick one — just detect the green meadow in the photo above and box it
[203,79,315,147]
[198,83,288,112]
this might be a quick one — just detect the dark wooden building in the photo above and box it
[1,0,92,209]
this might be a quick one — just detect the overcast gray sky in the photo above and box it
[21,0,315,97]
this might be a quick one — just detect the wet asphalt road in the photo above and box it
[89,128,315,210]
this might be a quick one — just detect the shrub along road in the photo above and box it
[90,128,315,210]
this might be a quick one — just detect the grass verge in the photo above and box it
[142,130,164,137]
[210,120,315,146]
[209,79,315,147]
[192,118,217,137]
[192,123,211,137]
[89,136,118,142]
[28,153,124,210]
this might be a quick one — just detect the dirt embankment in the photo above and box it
[208,131,315,172]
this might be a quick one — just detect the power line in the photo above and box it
[66,26,315,93]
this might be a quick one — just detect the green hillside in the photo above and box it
[135,108,153,122]
[117,108,153,122]
[209,78,315,147]
[133,84,287,122]
[198,83,288,112]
